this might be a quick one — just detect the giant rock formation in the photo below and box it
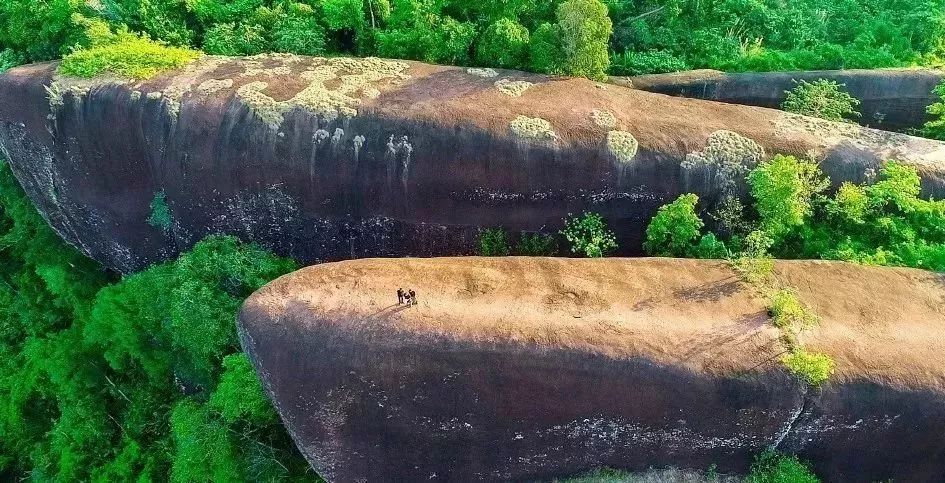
[238,257,945,482]
[1,55,945,271]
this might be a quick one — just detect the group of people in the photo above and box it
[397,288,418,306]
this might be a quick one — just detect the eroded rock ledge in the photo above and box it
[2,55,945,272]
[238,257,945,482]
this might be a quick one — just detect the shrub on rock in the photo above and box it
[781,79,861,123]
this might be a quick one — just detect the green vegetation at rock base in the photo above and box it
[561,212,618,258]
[563,451,820,482]
[0,160,316,481]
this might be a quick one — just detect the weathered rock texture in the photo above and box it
[239,257,945,483]
[2,55,945,272]
[614,68,945,132]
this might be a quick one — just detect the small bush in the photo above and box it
[516,233,557,256]
[477,228,510,256]
[0,48,23,72]
[781,350,835,387]
[747,451,820,483]
[924,80,945,141]
[692,233,728,259]
[560,212,617,258]
[147,191,172,230]
[528,23,563,74]
[644,193,704,257]
[769,289,818,329]
[59,27,199,79]
[733,230,775,286]
[781,79,861,122]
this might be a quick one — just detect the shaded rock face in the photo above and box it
[2,55,945,272]
[617,68,945,132]
[238,257,945,482]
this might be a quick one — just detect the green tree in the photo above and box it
[270,3,327,56]
[555,0,612,80]
[184,0,263,25]
[476,18,530,69]
[528,22,562,74]
[748,155,828,240]
[644,193,705,257]
[0,0,85,62]
[0,158,313,480]
[781,79,861,122]
[376,0,476,65]
[560,212,617,258]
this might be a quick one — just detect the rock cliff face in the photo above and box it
[238,257,945,482]
[615,68,945,132]
[1,55,945,272]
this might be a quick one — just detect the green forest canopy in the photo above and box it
[2,0,944,79]
[0,160,317,481]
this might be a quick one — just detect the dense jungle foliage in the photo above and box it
[1,0,944,79]
[0,160,316,481]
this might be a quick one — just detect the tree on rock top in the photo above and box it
[556,0,612,80]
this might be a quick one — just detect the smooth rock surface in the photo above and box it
[238,257,945,482]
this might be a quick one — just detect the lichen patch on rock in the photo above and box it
[494,79,533,97]
[684,130,765,169]
[606,130,639,164]
[467,67,498,78]
[591,109,617,129]
[773,112,945,167]
[234,56,412,130]
[509,115,557,143]
[682,130,766,191]
[197,78,234,95]
[45,76,127,121]
[140,55,229,119]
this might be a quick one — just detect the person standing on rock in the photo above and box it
[397,288,405,305]
[409,289,417,306]
[404,290,412,306]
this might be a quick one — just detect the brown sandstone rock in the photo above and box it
[1,55,944,272]
[238,257,945,482]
